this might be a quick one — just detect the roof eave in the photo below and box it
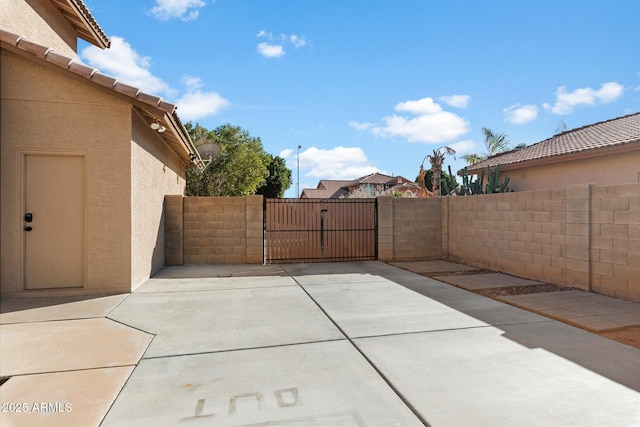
[50,0,111,49]
[464,141,640,175]
[1,30,201,168]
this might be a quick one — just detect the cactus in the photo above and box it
[485,164,511,193]
[440,165,458,195]
[457,167,483,195]
[457,166,510,195]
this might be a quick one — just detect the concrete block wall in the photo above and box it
[165,195,263,265]
[378,197,442,261]
[590,184,640,302]
[446,183,640,302]
[163,186,639,302]
[447,188,576,288]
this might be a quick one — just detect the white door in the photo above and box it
[24,154,85,289]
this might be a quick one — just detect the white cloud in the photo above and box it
[82,37,228,121]
[290,35,307,48]
[182,75,203,90]
[282,146,381,180]
[257,42,285,58]
[349,121,375,130]
[504,103,538,124]
[175,90,229,121]
[438,94,470,109]
[150,0,206,21]
[256,31,308,58]
[279,148,294,158]
[395,97,443,115]
[81,36,175,96]
[543,82,624,115]
[448,140,477,154]
[256,30,274,40]
[361,97,470,143]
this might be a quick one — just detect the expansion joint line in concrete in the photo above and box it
[138,338,349,361]
[288,275,432,427]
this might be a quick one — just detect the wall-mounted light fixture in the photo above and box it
[150,119,166,133]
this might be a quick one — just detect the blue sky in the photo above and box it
[80,0,640,197]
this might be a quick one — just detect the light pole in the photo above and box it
[297,145,302,198]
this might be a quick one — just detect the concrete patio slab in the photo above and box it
[136,276,298,293]
[390,260,479,274]
[433,272,546,290]
[355,326,640,427]
[294,264,551,333]
[300,278,487,338]
[502,291,640,332]
[0,294,128,324]
[292,272,390,286]
[108,286,344,358]
[0,318,152,376]
[155,264,287,278]
[0,366,134,427]
[100,341,424,427]
[280,261,387,277]
[3,261,639,427]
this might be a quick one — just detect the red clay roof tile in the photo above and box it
[467,112,640,172]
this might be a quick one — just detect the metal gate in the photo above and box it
[264,198,377,263]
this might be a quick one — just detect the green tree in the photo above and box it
[256,155,292,198]
[462,127,512,165]
[186,123,270,196]
[416,166,458,196]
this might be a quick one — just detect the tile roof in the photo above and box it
[50,0,110,49]
[0,29,202,168]
[301,173,418,198]
[343,173,412,187]
[301,180,351,198]
[467,112,640,172]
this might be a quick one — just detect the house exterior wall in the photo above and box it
[0,0,77,57]
[1,49,131,296]
[130,111,185,290]
[493,150,640,192]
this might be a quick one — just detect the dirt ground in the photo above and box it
[598,326,640,349]
[423,272,640,350]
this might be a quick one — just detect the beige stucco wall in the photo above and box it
[0,0,77,57]
[493,150,640,192]
[1,49,132,296]
[130,111,185,290]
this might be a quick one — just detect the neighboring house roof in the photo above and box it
[50,0,111,49]
[343,172,410,188]
[0,29,202,168]
[301,180,352,198]
[466,112,640,173]
[301,173,420,198]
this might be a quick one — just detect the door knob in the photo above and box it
[24,226,32,232]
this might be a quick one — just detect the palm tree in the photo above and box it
[462,127,512,165]
[419,146,456,196]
